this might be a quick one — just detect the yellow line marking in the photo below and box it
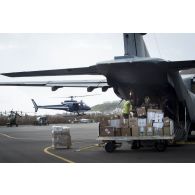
[43,146,75,163]
[0,133,75,163]
[0,132,22,139]
[75,144,100,152]
[0,132,34,140]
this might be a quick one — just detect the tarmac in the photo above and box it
[1,123,195,163]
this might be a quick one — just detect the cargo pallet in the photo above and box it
[97,135,175,153]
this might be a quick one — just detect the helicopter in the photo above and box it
[31,95,94,115]
[4,110,22,127]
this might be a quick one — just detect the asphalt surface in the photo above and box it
[1,123,195,163]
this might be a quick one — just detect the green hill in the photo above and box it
[91,101,123,113]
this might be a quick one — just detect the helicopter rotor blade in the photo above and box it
[51,94,102,99]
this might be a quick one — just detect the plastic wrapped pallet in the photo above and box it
[52,126,71,149]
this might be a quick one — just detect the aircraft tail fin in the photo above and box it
[123,33,149,58]
[31,99,38,112]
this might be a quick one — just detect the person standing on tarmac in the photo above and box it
[122,100,131,119]
[122,100,133,125]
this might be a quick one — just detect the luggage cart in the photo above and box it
[97,135,175,152]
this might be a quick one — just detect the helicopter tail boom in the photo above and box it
[31,99,38,112]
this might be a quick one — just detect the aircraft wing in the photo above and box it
[180,68,195,75]
[162,60,195,71]
[1,66,99,77]
[2,60,195,78]
[0,80,110,91]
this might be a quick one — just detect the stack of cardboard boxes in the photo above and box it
[99,119,122,137]
[136,107,147,136]
[133,107,174,136]
[129,118,138,136]
[99,107,174,137]
[147,109,164,136]
[163,117,174,136]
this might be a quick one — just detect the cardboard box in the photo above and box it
[115,128,122,136]
[170,120,174,135]
[147,109,163,123]
[108,119,122,128]
[121,127,131,136]
[154,112,164,123]
[138,118,147,127]
[139,127,146,136]
[99,126,115,137]
[99,126,122,137]
[122,118,129,126]
[146,126,153,136]
[100,119,109,127]
[163,117,170,127]
[131,125,139,136]
[153,128,163,136]
[147,110,155,125]
[129,117,138,126]
[136,107,146,117]
[163,126,170,136]
[153,122,164,129]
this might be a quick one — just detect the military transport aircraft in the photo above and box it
[31,95,91,115]
[1,33,195,138]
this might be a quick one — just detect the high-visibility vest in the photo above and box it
[122,101,132,114]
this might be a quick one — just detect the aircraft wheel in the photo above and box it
[155,140,167,152]
[105,141,116,153]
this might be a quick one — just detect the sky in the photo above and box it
[0,33,195,115]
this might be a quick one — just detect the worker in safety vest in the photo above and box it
[122,100,132,119]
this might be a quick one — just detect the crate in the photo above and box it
[52,126,71,149]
